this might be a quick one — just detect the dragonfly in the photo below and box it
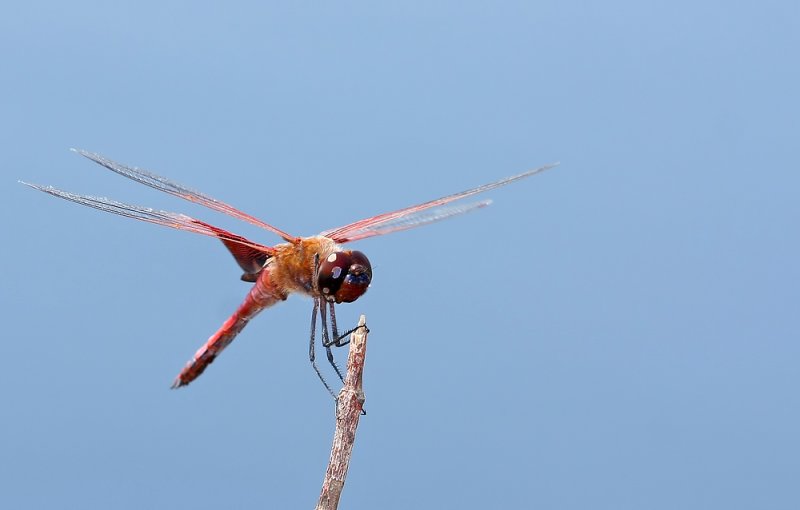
[23,150,556,394]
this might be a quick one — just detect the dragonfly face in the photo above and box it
[318,250,372,304]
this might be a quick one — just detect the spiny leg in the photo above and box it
[324,302,370,416]
[328,302,346,346]
[327,305,369,417]
[309,297,336,399]
[320,300,346,384]
[323,302,365,348]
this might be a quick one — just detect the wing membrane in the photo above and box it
[22,182,275,255]
[321,163,557,243]
[73,149,297,243]
[332,200,493,242]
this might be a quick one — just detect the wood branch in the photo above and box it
[315,315,369,510]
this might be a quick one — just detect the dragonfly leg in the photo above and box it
[320,301,346,384]
[324,302,347,347]
[324,301,343,348]
[326,304,367,416]
[324,303,368,347]
[309,298,336,399]
[327,304,369,416]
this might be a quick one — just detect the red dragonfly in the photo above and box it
[23,150,556,393]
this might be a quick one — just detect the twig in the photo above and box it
[315,315,369,510]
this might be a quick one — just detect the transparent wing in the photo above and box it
[321,163,557,243]
[73,149,298,243]
[22,182,275,255]
[329,200,493,242]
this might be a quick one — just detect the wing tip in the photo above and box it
[528,161,560,176]
[19,180,47,191]
[71,147,97,161]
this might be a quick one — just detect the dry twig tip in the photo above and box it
[315,315,369,510]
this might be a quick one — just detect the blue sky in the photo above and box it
[2,2,798,509]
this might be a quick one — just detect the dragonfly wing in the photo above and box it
[331,200,493,242]
[191,219,270,278]
[22,182,275,256]
[73,149,298,243]
[320,163,557,243]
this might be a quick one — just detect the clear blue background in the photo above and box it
[2,2,798,509]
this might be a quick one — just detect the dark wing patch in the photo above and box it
[191,219,270,279]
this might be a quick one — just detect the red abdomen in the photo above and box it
[171,268,285,388]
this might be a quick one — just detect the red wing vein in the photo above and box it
[321,163,558,242]
[73,149,297,242]
[22,182,275,255]
[331,200,493,242]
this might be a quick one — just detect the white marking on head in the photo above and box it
[327,253,337,262]
[332,267,342,279]
[323,287,330,294]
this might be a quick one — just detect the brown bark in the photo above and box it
[315,315,369,510]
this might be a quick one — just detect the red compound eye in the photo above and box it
[317,250,372,303]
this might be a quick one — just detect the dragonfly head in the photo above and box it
[318,250,372,304]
